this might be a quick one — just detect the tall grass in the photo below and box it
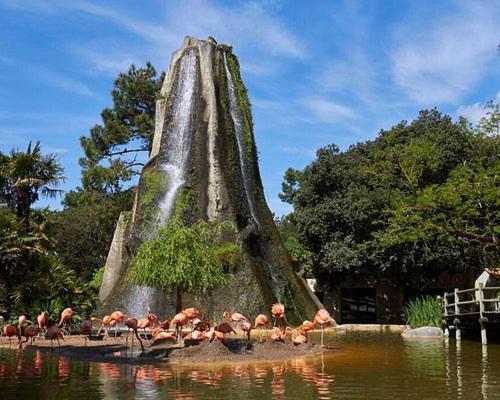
[404,296,442,328]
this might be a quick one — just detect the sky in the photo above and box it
[0,0,499,216]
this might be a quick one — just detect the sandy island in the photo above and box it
[0,331,328,365]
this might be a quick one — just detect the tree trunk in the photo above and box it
[176,287,183,313]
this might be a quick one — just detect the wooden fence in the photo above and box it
[443,283,500,345]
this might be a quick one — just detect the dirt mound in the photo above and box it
[169,340,232,362]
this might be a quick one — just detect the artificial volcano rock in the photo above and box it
[99,36,321,323]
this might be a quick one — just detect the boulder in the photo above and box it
[402,326,443,338]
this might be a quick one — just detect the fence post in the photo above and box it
[478,283,488,346]
[454,288,461,341]
[442,293,449,337]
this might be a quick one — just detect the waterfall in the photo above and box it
[123,48,198,317]
[158,48,198,224]
[223,53,260,229]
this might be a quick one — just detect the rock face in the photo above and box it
[99,36,321,323]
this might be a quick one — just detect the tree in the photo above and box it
[127,191,237,312]
[282,107,499,288]
[79,63,164,194]
[49,189,134,280]
[0,142,64,231]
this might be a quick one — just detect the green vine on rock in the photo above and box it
[226,53,256,162]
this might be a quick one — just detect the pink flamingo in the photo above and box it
[37,312,49,337]
[253,314,270,342]
[215,322,237,337]
[170,312,189,345]
[223,311,248,323]
[81,320,92,346]
[108,311,126,337]
[3,324,20,347]
[58,308,76,334]
[19,325,40,348]
[151,328,176,345]
[314,309,335,347]
[46,324,64,349]
[125,317,144,353]
[18,315,27,334]
[271,303,285,327]
[182,307,202,320]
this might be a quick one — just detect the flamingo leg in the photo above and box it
[321,325,324,347]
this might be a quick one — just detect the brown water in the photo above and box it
[0,332,499,399]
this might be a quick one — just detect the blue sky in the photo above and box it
[0,0,499,216]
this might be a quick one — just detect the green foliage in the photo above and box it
[89,266,105,291]
[79,63,164,194]
[404,296,442,328]
[226,53,255,160]
[277,214,313,274]
[139,170,168,230]
[282,107,499,285]
[127,190,238,308]
[10,254,94,319]
[0,141,64,230]
[49,189,134,280]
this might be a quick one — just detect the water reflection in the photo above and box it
[0,333,499,400]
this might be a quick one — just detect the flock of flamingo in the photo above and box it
[0,304,335,354]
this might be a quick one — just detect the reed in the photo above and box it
[404,296,442,328]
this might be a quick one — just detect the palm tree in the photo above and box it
[0,142,64,231]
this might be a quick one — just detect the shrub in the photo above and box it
[404,296,442,328]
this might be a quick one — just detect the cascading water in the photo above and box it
[224,53,286,302]
[223,53,260,229]
[123,48,198,316]
[158,48,198,224]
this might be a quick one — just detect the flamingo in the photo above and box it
[271,303,285,327]
[314,309,335,347]
[19,325,40,349]
[203,328,224,342]
[182,307,202,320]
[239,321,253,346]
[18,315,28,335]
[94,315,111,336]
[125,317,144,354]
[81,320,92,346]
[170,312,189,345]
[151,328,176,345]
[191,318,210,332]
[3,324,20,347]
[184,330,206,341]
[37,312,49,337]
[46,324,64,349]
[223,311,248,323]
[270,327,292,342]
[108,311,126,337]
[253,314,270,342]
[298,320,316,334]
[159,319,170,330]
[58,308,76,335]
[291,329,308,345]
[136,313,158,344]
[215,322,237,337]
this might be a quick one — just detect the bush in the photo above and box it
[404,296,442,328]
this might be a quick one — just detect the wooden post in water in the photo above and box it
[443,292,449,337]
[454,288,461,341]
[478,283,488,346]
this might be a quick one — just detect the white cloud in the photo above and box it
[390,1,500,105]
[1,0,305,75]
[456,91,500,123]
[300,96,355,123]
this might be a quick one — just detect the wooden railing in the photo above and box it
[442,283,500,345]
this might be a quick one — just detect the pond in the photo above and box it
[0,332,499,399]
